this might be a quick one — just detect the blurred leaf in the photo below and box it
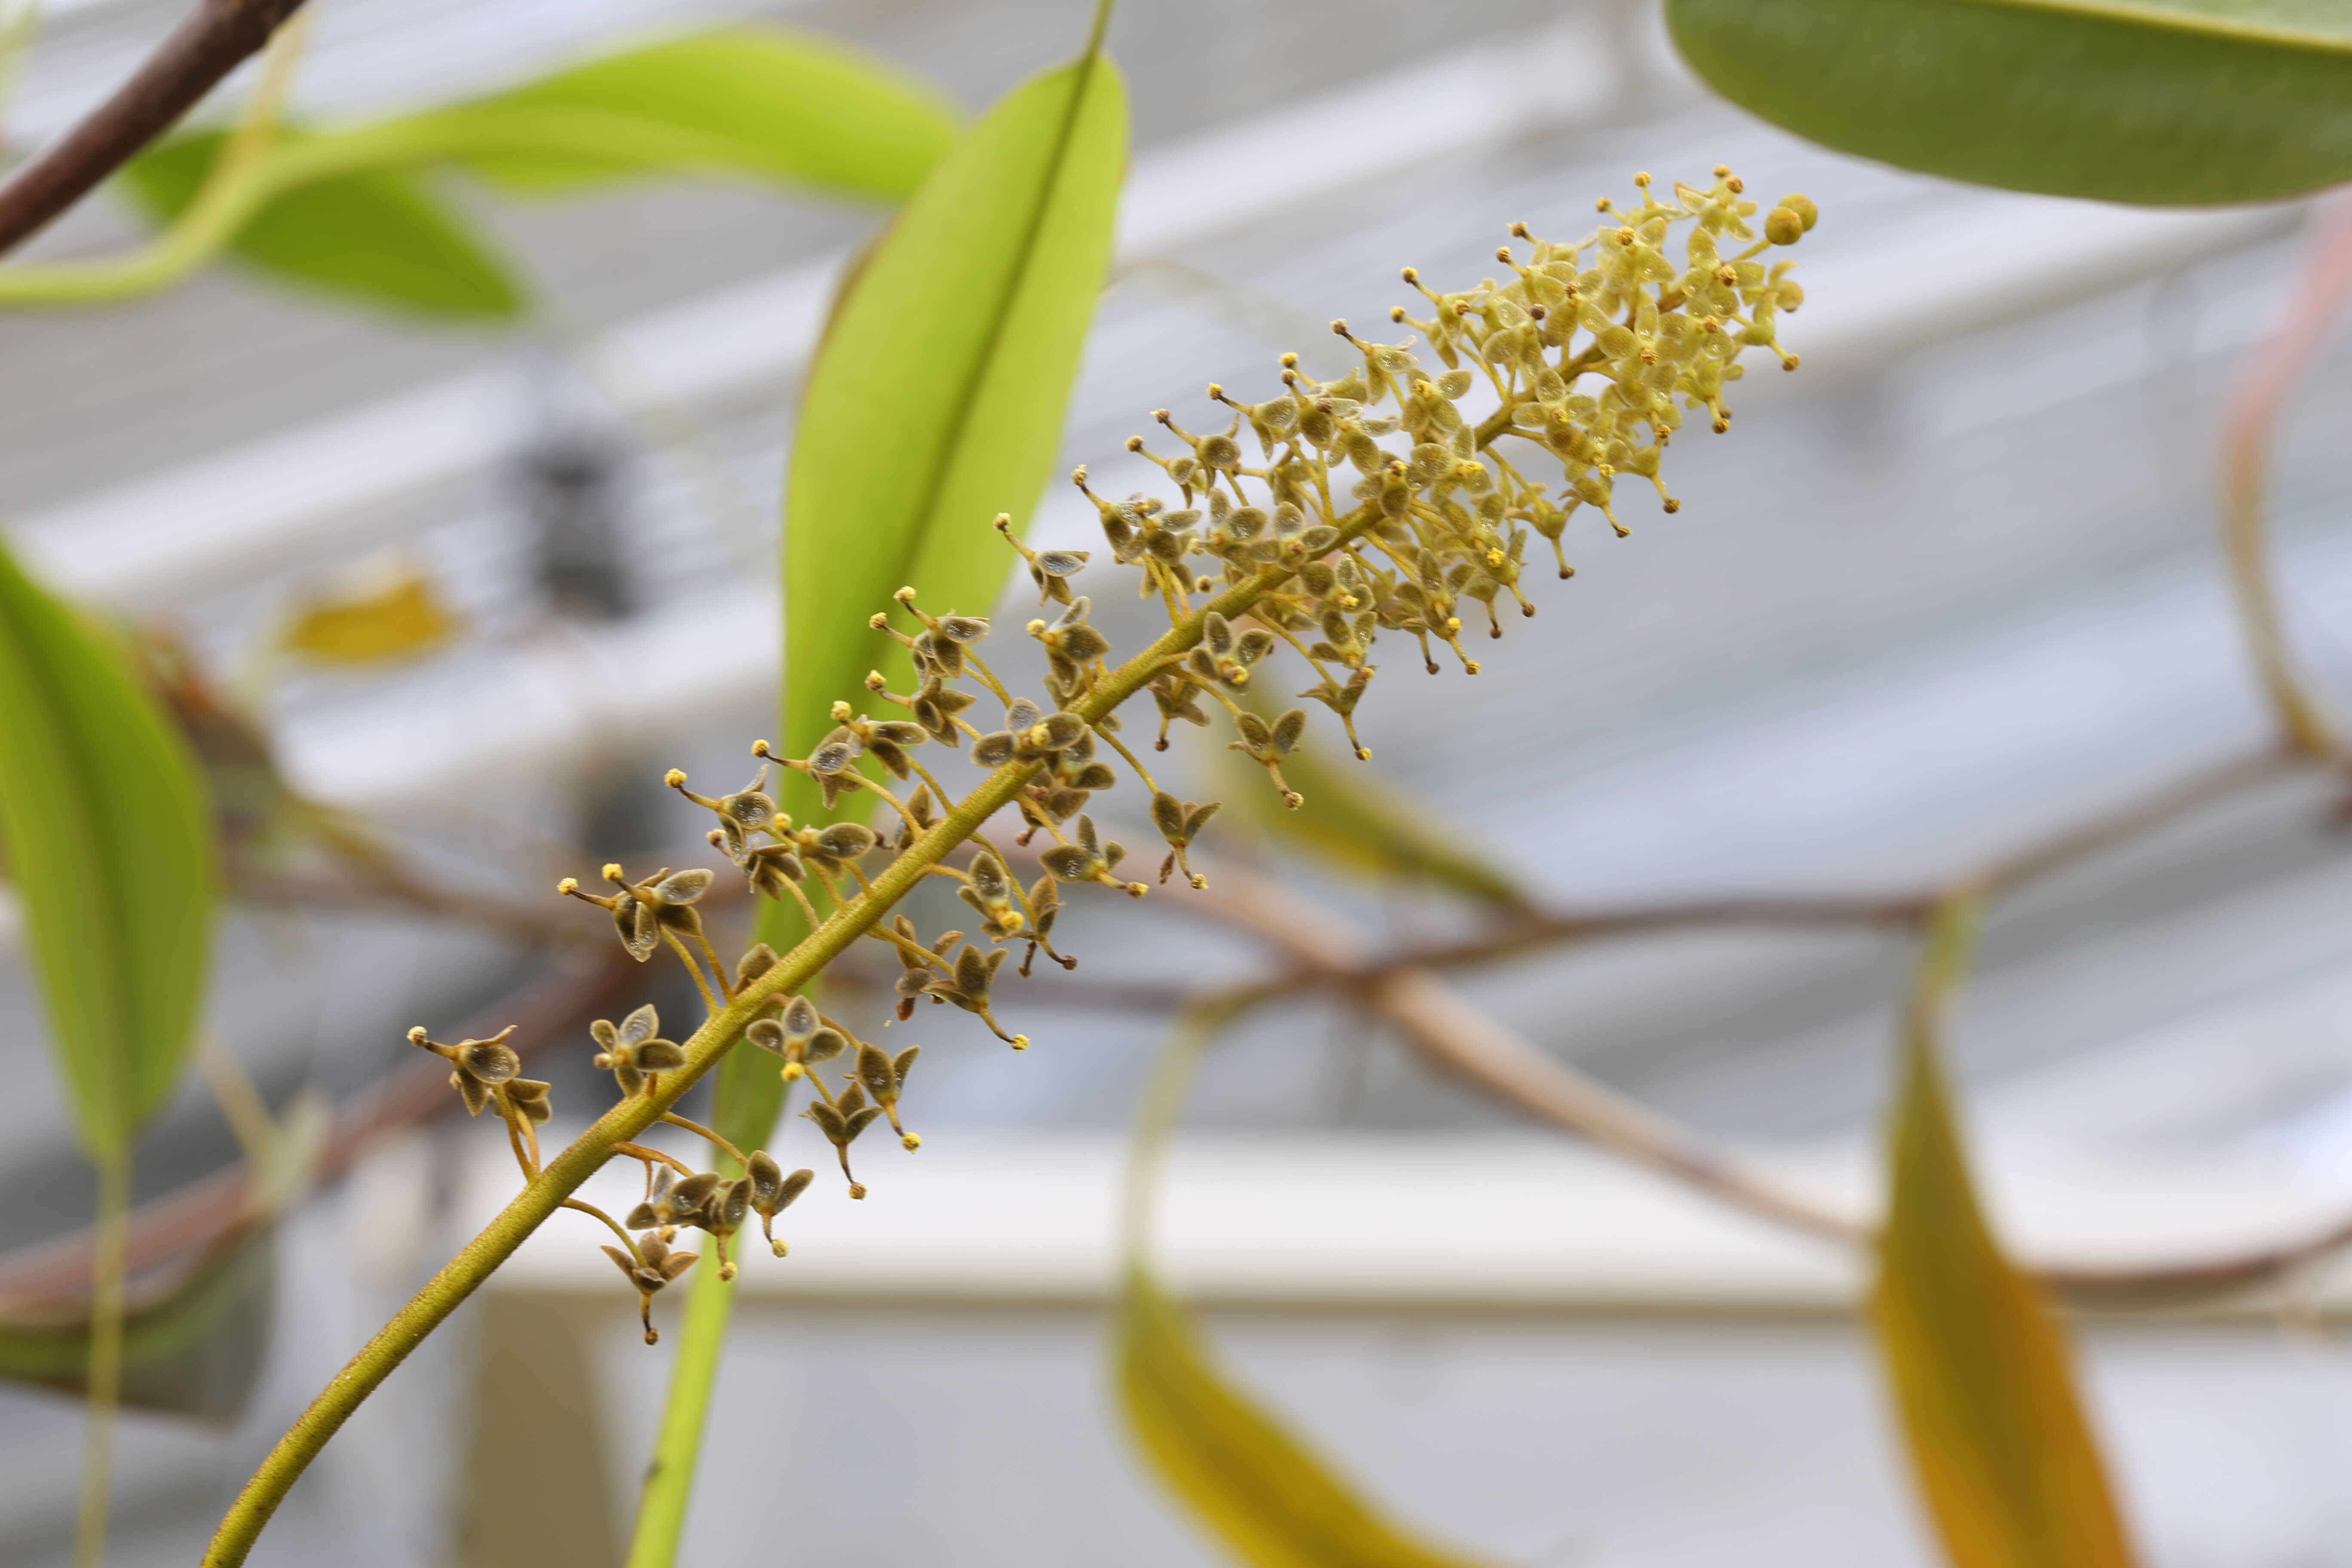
[777,49,1127,828]
[1667,0,2352,205]
[0,536,216,1158]
[0,1225,273,1423]
[1118,1264,1498,1568]
[278,563,457,666]
[457,28,959,200]
[122,130,524,321]
[1228,709,1527,912]
[1870,900,2137,1568]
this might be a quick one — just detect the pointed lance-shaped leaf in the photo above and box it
[779,41,1128,831]
[0,535,216,1158]
[1869,899,2137,1568]
[1118,1263,1499,1568]
[1668,0,2352,205]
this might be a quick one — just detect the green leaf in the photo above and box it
[1667,0,2352,205]
[777,49,1127,828]
[456,27,959,200]
[0,1226,273,1423]
[1118,1264,1498,1568]
[1227,713,1528,913]
[1869,900,2138,1568]
[121,131,524,321]
[0,536,216,1158]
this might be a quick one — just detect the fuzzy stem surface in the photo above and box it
[200,519,1365,1568]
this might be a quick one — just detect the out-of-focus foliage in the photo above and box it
[1229,730,1528,912]
[1871,903,2137,1568]
[123,130,524,319]
[119,26,961,320]
[1668,0,2352,204]
[455,28,959,199]
[1120,1265,1498,1568]
[0,536,215,1158]
[0,1227,273,1422]
[276,562,459,666]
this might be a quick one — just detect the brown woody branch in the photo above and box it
[1182,763,2352,1309]
[0,950,636,1311]
[0,0,308,256]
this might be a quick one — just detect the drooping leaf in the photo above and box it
[1227,710,1527,912]
[456,28,959,200]
[0,1225,273,1422]
[121,130,524,321]
[1869,900,2137,1568]
[277,563,457,666]
[1667,0,2352,205]
[778,48,1128,829]
[0,535,216,1158]
[1118,1264,1498,1568]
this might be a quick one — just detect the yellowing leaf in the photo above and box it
[1119,1265,1499,1568]
[122,131,525,322]
[1668,0,2352,205]
[457,28,959,201]
[778,47,1127,828]
[279,565,456,666]
[1870,900,2137,1568]
[0,535,215,1158]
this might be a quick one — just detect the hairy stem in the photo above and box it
[202,515,1362,1567]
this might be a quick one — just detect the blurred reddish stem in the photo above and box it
[0,952,634,1314]
[0,0,308,254]
[2220,191,2352,759]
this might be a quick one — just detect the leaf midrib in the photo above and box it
[876,48,1112,623]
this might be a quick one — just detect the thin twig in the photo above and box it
[0,0,309,255]
[1213,743,2304,1004]
[1188,858,2352,1305]
[0,952,639,1312]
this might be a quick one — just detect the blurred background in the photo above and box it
[5,0,2352,1563]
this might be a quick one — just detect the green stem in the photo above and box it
[74,1147,131,1568]
[200,508,1366,1568]
[625,1264,736,1568]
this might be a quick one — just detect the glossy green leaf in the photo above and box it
[1118,1264,1498,1568]
[122,131,523,321]
[1869,902,2137,1568]
[457,28,959,200]
[0,536,216,1158]
[1228,716,1527,912]
[0,1226,272,1422]
[1667,0,2352,205]
[778,49,1127,827]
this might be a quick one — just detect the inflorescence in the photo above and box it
[410,170,1814,1341]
